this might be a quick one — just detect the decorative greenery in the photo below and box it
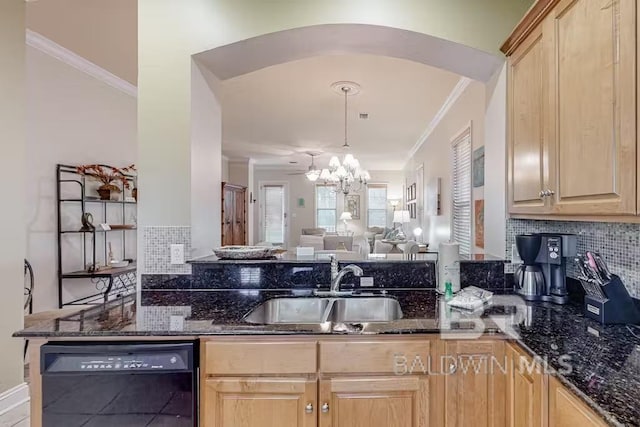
[76,164,136,193]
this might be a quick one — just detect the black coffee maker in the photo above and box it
[515,233,577,304]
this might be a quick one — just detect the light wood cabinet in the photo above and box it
[548,376,607,427]
[203,378,317,427]
[505,0,638,219]
[508,24,549,214]
[545,0,637,215]
[319,376,429,427]
[506,343,547,427]
[442,339,507,427]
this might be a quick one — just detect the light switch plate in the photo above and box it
[170,244,185,265]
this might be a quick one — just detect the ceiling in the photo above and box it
[220,54,462,171]
[26,0,137,85]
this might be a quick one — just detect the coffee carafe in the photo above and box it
[514,234,545,300]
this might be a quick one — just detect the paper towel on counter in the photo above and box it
[438,242,460,293]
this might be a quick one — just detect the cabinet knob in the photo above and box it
[546,189,555,196]
[449,363,457,374]
[321,403,330,413]
[305,403,313,414]
[539,190,546,199]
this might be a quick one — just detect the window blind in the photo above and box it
[367,184,388,228]
[452,129,472,255]
[316,185,337,232]
[263,185,285,244]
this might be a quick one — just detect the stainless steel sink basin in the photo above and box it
[243,296,402,324]
[243,297,331,324]
[330,297,403,323]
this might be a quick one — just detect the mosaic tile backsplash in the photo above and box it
[143,226,192,275]
[506,219,640,298]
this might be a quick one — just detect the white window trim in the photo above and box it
[450,122,473,255]
[258,180,289,246]
[366,183,388,228]
[315,183,337,232]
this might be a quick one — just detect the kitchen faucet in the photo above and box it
[321,256,363,296]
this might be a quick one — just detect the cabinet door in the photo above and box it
[232,189,246,245]
[203,377,317,427]
[508,24,549,214]
[506,344,546,427]
[222,187,235,246]
[546,0,636,215]
[319,376,429,427]
[548,376,606,427]
[443,340,506,427]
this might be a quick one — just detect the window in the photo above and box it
[316,184,337,232]
[367,184,388,228]
[452,127,472,254]
[262,184,285,245]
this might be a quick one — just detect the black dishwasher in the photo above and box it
[41,341,197,427]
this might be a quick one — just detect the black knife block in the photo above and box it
[584,275,640,324]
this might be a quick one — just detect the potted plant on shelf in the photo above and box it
[76,164,136,200]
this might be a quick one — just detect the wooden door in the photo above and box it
[506,344,546,427]
[442,340,506,427]
[221,185,234,246]
[508,24,549,214]
[203,377,317,427]
[548,376,606,427]
[545,0,636,215]
[232,187,246,245]
[319,376,429,427]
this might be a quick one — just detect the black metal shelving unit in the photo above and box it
[56,164,137,308]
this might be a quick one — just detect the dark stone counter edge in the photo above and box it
[11,328,620,426]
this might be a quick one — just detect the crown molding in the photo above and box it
[25,29,137,98]
[405,77,471,165]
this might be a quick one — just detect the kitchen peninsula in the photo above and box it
[16,253,640,426]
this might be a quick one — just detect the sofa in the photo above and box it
[298,234,370,258]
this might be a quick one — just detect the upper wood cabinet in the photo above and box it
[508,25,549,214]
[442,339,507,427]
[505,0,637,218]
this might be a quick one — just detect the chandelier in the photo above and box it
[307,82,370,195]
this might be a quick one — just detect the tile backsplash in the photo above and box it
[506,219,640,298]
[143,226,192,274]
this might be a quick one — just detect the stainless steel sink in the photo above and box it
[243,297,331,324]
[243,296,402,324]
[330,297,403,323]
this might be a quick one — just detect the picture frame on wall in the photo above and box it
[345,194,360,220]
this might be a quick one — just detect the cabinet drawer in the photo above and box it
[203,340,317,375]
[319,340,431,374]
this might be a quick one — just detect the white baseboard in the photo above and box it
[0,383,30,416]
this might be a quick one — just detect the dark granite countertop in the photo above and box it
[14,290,640,426]
[188,252,504,264]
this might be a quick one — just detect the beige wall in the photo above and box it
[137,0,531,240]
[27,0,137,84]
[0,0,26,393]
[404,80,486,252]
[484,64,508,257]
[26,46,137,311]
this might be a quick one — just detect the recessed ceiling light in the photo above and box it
[359,113,369,119]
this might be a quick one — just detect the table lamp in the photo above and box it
[392,210,410,240]
[340,212,352,234]
[413,227,423,243]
